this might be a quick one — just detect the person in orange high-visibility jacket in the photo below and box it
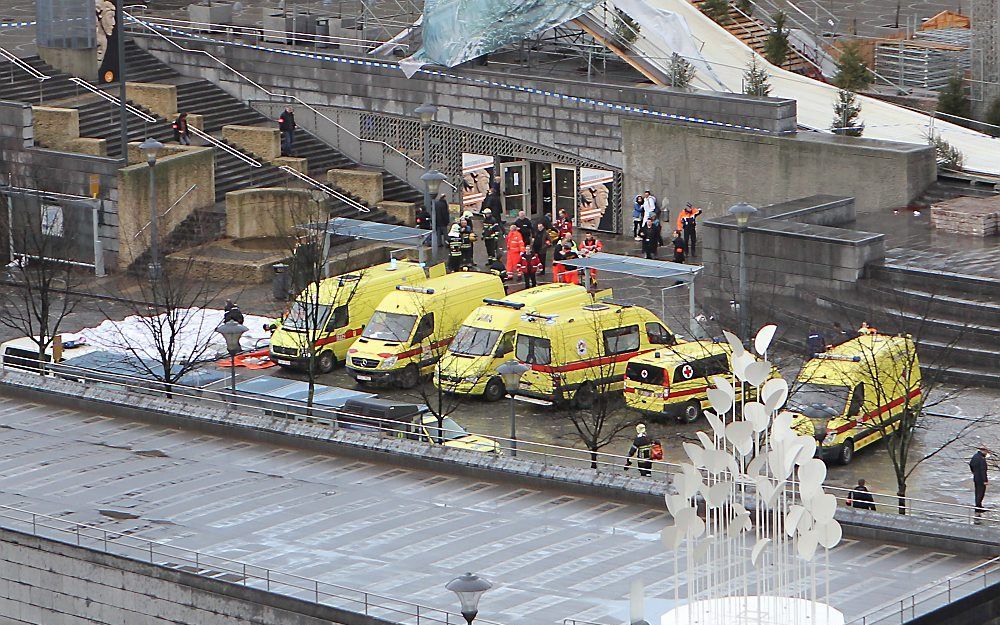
[579,232,603,286]
[505,224,525,276]
[676,202,702,257]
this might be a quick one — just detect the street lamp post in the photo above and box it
[415,104,439,254]
[215,319,249,398]
[727,201,758,344]
[421,170,448,261]
[446,572,492,625]
[139,137,164,283]
[497,360,530,457]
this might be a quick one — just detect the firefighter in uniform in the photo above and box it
[624,423,653,477]
[481,209,501,262]
[458,217,475,267]
[447,224,464,272]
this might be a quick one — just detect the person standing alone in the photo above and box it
[624,423,654,477]
[278,106,296,156]
[971,447,990,512]
[676,202,702,256]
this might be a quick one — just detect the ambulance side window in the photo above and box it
[327,305,349,332]
[702,355,729,378]
[412,313,434,343]
[495,331,515,357]
[847,383,864,417]
[645,322,675,345]
[603,325,640,354]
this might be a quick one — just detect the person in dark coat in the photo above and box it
[639,218,658,260]
[481,188,502,217]
[481,209,502,262]
[846,479,876,510]
[278,106,296,156]
[624,423,654,477]
[971,447,990,511]
[434,194,451,248]
[223,300,244,324]
[671,229,686,263]
[514,211,533,248]
[172,112,190,145]
[531,221,550,272]
[415,206,431,230]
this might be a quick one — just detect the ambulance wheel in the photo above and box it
[398,364,420,389]
[574,382,596,409]
[316,351,336,374]
[837,439,854,465]
[483,377,506,402]
[679,401,702,424]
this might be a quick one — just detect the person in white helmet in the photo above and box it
[625,423,654,476]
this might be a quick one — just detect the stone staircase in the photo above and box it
[0,56,81,104]
[689,0,817,75]
[910,174,999,209]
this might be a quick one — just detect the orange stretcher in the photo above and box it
[216,348,276,369]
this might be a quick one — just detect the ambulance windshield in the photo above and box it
[789,383,850,416]
[450,325,500,356]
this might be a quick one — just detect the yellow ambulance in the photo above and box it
[433,283,609,401]
[346,272,506,388]
[513,301,675,407]
[268,260,444,372]
[623,340,762,423]
[790,333,921,465]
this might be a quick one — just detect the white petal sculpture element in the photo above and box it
[784,505,806,538]
[723,330,745,356]
[707,389,734,417]
[681,464,705,499]
[683,442,705,467]
[744,360,773,387]
[661,525,682,549]
[754,324,778,356]
[712,374,736,402]
[761,378,789,412]
[696,431,716,452]
[815,520,843,549]
[742,401,770,433]
[705,410,726,440]
[751,538,772,567]
[725,421,755,456]
[797,529,819,560]
[809,493,838,522]
[732,350,756,383]
[704,449,733,474]
[706,481,731,508]
[745,453,767,477]
[674,507,705,537]
[665,493,688,516]
[794,436,818,465]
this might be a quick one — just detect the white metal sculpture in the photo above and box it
[660,325,845,625]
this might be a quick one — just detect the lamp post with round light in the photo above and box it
[215,319,248,398]
[421,170,448,260]
[139,137,164,283]
[727,201,758,343]
[496,360,530,457]
[446,572,492,625]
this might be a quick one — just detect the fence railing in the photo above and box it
[0,503,503,625]
[0,359,994,531]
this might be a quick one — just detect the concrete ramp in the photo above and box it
[591,0,1000,175]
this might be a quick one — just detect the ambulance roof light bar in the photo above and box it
[397,285,435,294]
[483,298,526,310]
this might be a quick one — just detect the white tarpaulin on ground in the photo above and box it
[65,308,273,363]
[610,0,727,91]
[400,0,602,77]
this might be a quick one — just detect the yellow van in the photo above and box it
[513,301,675,407]
[433,283,608,402]
[623,340,765,423]
[346,272,506,388]
[269,260,444,373]
[790,334,921,465]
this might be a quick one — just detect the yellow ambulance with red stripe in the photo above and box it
[623,341,763,423]
[346,272,505,388]
[790,333,921,465]
[512,301,675,407]
[269,260,444,373]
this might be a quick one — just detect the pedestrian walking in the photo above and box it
[676,202,702,256]
[516,250,542,289]
[625,423,654,477]
[434,193,451,248]
[846,479,876,510]
[481,209,501,262]
[278,106,296,156]
[514,210,534,247]
[671,229,686,263]
[531,221,550,272]
[632,194,644,240]
[172,112,191,145]
[447,224,464,272]
[505,224,525,276]
[639,218,658,260]
[971,447,990,512]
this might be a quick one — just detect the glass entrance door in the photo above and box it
[552,165,577,223]
[500,161,530,221]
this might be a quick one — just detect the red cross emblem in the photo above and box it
[681,364,694,379]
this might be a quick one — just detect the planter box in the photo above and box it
[187,3,233,30]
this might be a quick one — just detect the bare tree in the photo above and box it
[0,181,84,371]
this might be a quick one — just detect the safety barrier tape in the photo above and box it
[0,20,35,28]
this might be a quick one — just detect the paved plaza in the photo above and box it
[0,394,992,625]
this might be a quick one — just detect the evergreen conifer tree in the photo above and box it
[937,72,970,119]
[763,12,790,67]
[669,53,698,90]
[831,89,863,136]
[743,56,772,96]
[832,42,873,91]
[701,0,730,23]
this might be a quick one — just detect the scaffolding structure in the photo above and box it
[874,39,968,91]
[971,0,999,107]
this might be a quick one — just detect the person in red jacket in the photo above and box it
[516,250,543,289]
[555,208,573,239]
[579,232,603,286]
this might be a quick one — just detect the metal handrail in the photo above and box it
[0,45,50,81]
[277,166,371,213]
[0,503,502,625]
[0,359,994,529]
[846,556,1000,625]
[134,183,198,239]
[122,12,457,192]
[67,77,158,122]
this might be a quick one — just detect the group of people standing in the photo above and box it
[632,191,702,263]
[502,209,603,289]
